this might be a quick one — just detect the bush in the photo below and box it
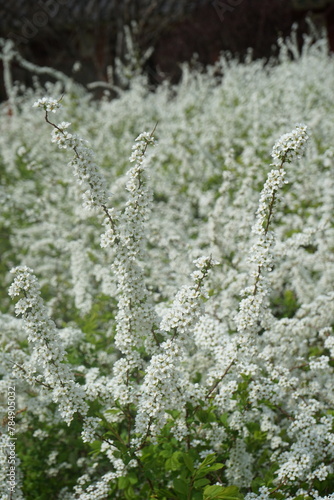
[0,32,334,499]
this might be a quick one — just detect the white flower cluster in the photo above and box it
[33,97,62,113]
[50,121,74,149]
[113,132,156,364]
[120,130,156,257]
[134,256,216,442]
[106,132,159,404]
[134,338,185,442]
[225,438,253,488]
[8,266,89,424]
[2,33,334,499]
[129,130,156,163]
[69,240,93,314]
[69,142,110,209]
[236,125,310,336]
[33,98,110,210]
[73,471,122,500]
[160,256,217,337]
[245,486,271,500]
[271,124,309,166]
[276,401,334,483]
[81,416,102,443]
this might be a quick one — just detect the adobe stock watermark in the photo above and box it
[0,382,17,494]
[8,0,68,46]
[212,0,244,22]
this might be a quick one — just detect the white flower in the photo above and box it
[33,97,62,113]
[9,266,89,424]
[271,124,309,166]
[236,126,309,336]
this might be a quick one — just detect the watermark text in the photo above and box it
[8,0,69,46]
[1,382,17,494]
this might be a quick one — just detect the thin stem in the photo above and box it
[252,156,285,297]
[206,359,235,399]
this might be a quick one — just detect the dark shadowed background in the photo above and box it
[1,0,334,100]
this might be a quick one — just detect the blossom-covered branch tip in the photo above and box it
[33,97,62,113]
[271,124,309,166]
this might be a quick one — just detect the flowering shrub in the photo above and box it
[0,32,334,500]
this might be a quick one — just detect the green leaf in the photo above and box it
[220,413,229,426]
[165,451,183,471]
[118,476,129,489]
[88,440,101,457]
[124,485,136,500]
[154,488,178,499]
[193,478,210,489]
[196,409,217,423]
[203,485,225,499]
[128,473,138,485]
[160,448,173,459]
[199,454,216,468]
[193,454,224,479]
[203,485,244,499]
[165,409,181,419]
[209,463,224,472]
[104,408,121,415]
[182,452,194,472]
[194,464,224,480]
[173,478,188,496]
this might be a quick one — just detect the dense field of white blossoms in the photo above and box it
[0,29,334,500]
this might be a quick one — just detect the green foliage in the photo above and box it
[108,435,236,500]
[203,485,244,500]
[16,417,88,500]
[271,288,300,318]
